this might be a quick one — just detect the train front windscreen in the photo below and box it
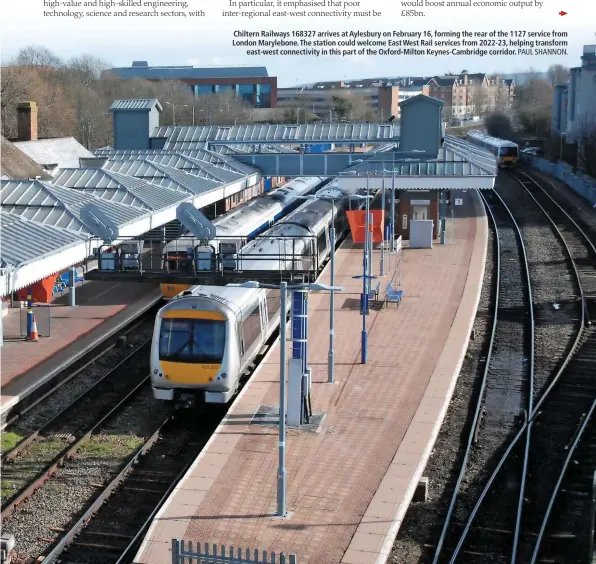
[499,146,518,158]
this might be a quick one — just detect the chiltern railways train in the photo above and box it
[160,176,328,299]
[150,180,368,404]
[466,130,519,167]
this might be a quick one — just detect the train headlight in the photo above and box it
[221,372,227,379]
[153,369,158,375]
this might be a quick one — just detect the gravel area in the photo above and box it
[523,167,596,242]
[1,343,152,508]
[1,318,156,454]
[2,385,169,564]
[390,216,497,564]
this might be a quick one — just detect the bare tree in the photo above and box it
[513,75,553,135]
[470,83,489,117]
[547,64,569,86]
[484,112,517,142]
[16,45,63,68]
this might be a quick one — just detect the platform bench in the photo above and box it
[368,281,381,301]
[386,283,403,307]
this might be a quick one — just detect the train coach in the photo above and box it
[160,176,328,299]
[150,181,368,405]
[466,130,519,167]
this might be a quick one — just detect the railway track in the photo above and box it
[507,170,596,563]
[43,409,222,564]
[1,341,152,519]
[1,309,158,432]
[432,189,535,563]
[33,323,280,564]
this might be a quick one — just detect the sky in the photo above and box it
[1,0,594,86]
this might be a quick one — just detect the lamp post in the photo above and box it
[166,101,176,126]
[346,192,375,364]
[383,167,397,251]
[297,191,344,384]
[380,175,386,276]
[238,280,344,517]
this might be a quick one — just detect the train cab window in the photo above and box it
[159,318,225,363]
[499,147,518,157]
[242,305,262,354]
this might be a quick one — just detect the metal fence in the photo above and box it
[171,540,297,564]
[19,305,52,337]
[522,154,596,206]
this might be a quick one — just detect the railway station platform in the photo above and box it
[0,281,162,424]
[134,188,488,564]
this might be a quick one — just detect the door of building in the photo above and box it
[412,205,428,221]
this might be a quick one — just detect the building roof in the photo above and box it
[13,137,94,170]
[99,159,221,195]
[399,94,443,108]
[104,64,269,81]
[0,211,88,269]
[0,136,52,180]
[51,168,188,211]
[0,179,145,232]
[152,123,401,148]
[110,99,163,112]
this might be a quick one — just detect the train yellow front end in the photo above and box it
[150,291,242,404]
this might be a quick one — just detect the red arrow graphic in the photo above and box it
[559,10,567,15]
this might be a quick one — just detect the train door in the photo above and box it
[412,206,428,221]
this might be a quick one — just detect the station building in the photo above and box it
[104,62,278,108]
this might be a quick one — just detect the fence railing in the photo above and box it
[522,154,596,206]
[171,540,297,564]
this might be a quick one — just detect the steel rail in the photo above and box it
[2,340,151,463]
[443,189,535,564]
[433,188,536,562]
[447,171,592,561]
[530,399,596,563]
[1,311,156,431]
[40,416,171,564]
[1,372,151,519]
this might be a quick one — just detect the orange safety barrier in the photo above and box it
[16,274,58,304]
[346,210,385,244]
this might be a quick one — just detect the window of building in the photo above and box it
[216,84,234,93]
[194,85,214,95]
[238,83,254,94]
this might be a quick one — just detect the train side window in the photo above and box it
[242,305,262,354]
[316,230,327,255]
[267,289,281,322]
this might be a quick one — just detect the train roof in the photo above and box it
[467,129,518,148]
[277,198,335,233]
[163,284,261,315]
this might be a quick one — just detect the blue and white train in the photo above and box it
[160,176,328,298]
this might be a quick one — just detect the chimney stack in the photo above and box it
[17,101,38,142]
